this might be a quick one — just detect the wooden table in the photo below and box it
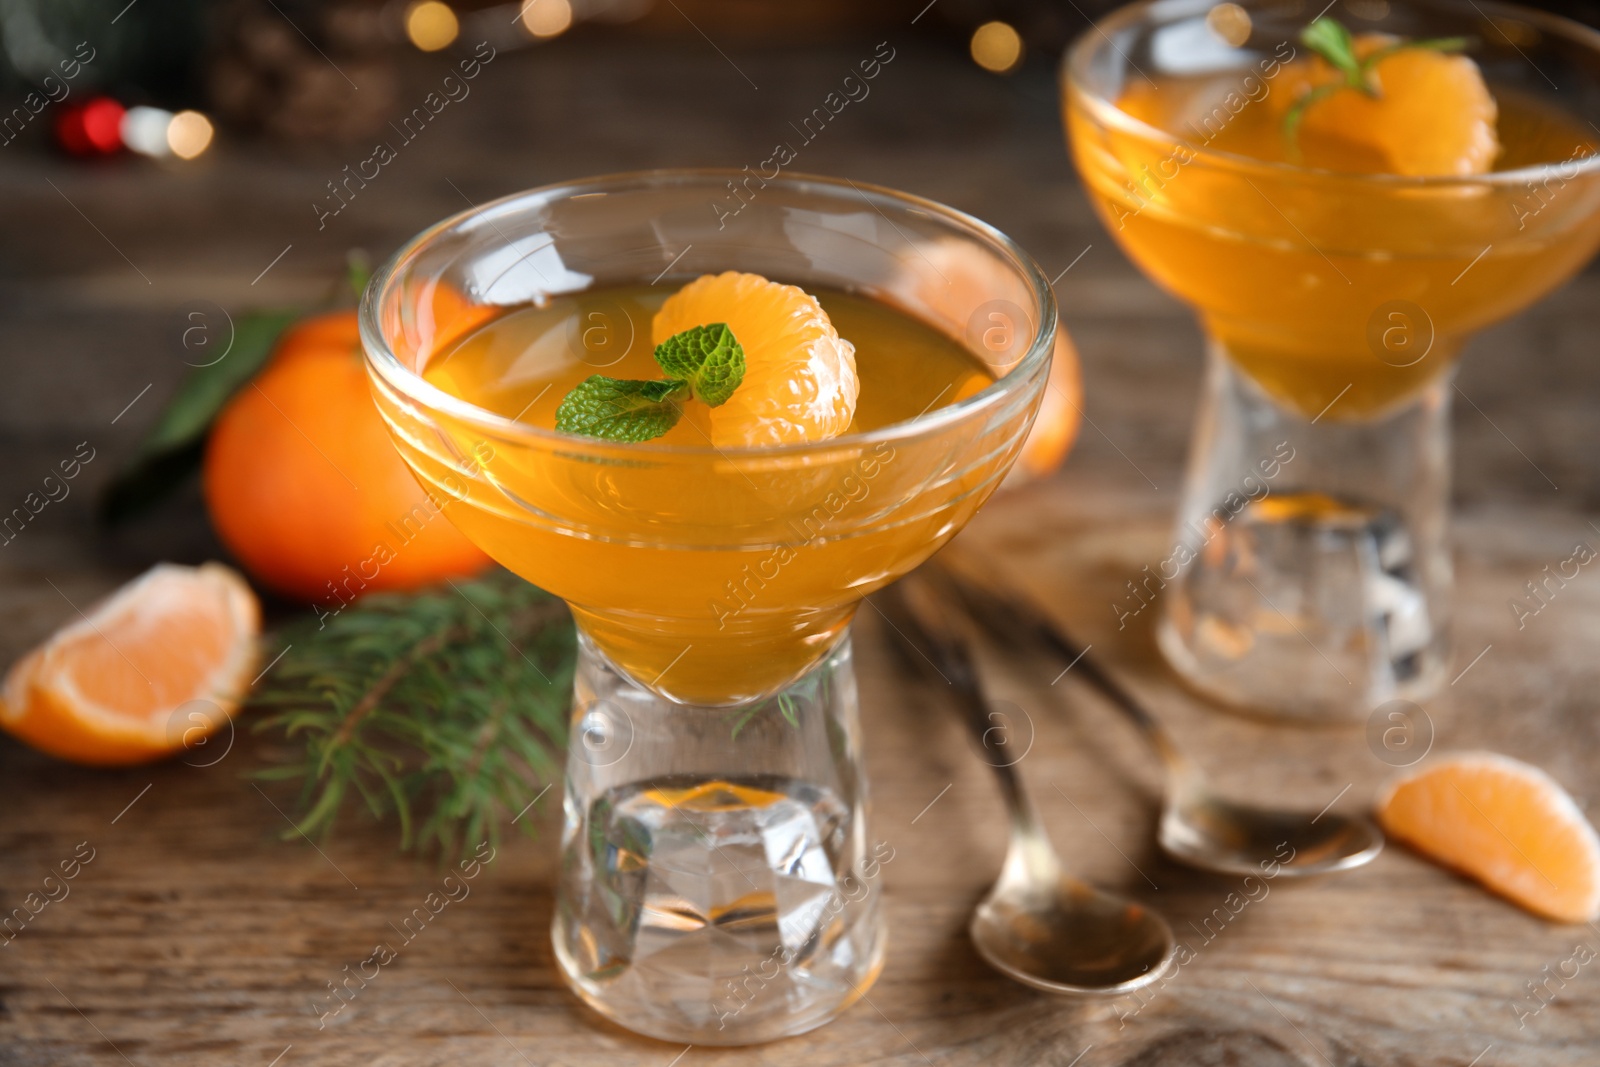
[3,29,1599,1067]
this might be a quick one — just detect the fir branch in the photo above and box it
[250,571,576,862]
[328,624,459,754]
[726,666,829,738]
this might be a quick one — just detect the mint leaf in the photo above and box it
[554,376,689,441]
[1284,18,1478,147]
[1301,17,1363,83]
[551,324,747,441]
[653,324,745,407]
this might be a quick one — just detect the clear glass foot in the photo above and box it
[1156,344,1452,722]
[553,633,887,1044]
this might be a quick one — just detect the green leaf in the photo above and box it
[652,323,746,407]
[1284,18,1479,148]
[1301,17,1363,82]
[346,248,373,301]
[554,375,689,441]
[552,325,746,441]
[150,310,299,450]
[99,308,299,525]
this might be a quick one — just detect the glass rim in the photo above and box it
[1062,0,1600,187]
[359,168,1057,459]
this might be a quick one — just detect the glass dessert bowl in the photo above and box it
[360,171,1054,1043]
[1064,0,1600,720]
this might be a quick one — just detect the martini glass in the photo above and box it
[360,171,1054,1043]
[1064,0,1600,720]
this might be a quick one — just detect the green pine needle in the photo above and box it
[250,571,576,863]
[726,666,828,738]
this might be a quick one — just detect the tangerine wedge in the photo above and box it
[1295,37,1500,176]
[652,272,859,448]
[1,563,260,766]
[1377,752,1600,922]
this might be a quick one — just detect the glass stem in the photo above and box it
[1155,341,1453,721]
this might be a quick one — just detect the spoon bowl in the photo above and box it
[971,874,1176,996]
[1159,793,1385,878]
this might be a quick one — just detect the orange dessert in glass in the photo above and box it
[362,171,1054,1042]
[1065,0,1600,718]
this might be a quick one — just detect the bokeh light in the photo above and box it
[1205,3,1253,47]
[167,111,215,160]
[56,98,126,156]
[121,106,173,157]
[970,21,1023,74]
[521,0,574,39]
[406,0,460,52]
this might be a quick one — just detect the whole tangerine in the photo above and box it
[1008,329,1083,486]
[203,308,490,604]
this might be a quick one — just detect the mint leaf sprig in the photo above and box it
[1284,17,1471,145]
[555,323,745,442]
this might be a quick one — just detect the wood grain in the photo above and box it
[2,32,1598,1067]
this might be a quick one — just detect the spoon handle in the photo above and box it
[873,577,1059,876]
[926,553,1192,779]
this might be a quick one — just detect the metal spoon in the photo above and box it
[875,575,1177,996]
[927,554,1385,879]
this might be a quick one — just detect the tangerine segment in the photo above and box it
[0,563,260,766]
[1293,37,1500,176]
[1377,752,1600,922]
[652,272,859,448]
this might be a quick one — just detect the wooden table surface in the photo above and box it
[4,25,1600,1067]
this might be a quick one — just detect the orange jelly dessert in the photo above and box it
[1067,17,1600,417]
[363,173,1058,1047]
[416,275,999,705]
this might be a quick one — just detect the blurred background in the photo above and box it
[4,0,1599,575]
[6,0,1600,144]
[0,0,1188,155]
